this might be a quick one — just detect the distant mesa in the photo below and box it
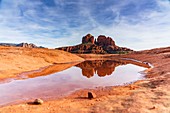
[17,43,37,48]
[76,60,127,78]
[0,43,44,48]
[56,34,133,54]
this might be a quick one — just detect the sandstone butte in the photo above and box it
[56,34,133,54]
[0,46,84,79]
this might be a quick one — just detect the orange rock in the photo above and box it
[88,91,96,99]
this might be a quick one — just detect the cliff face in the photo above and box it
[58,43,106,54]
[56,34,133,54]
[97,35,115,47]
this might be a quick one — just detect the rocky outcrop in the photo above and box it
[82,34,95,44]
[33,98,44,105]
[56,34,133,54]
[16,43,37,48]
[58,43,106,54]
[95,35,132,53]
[88,92,96,99]
[97,35,115,47]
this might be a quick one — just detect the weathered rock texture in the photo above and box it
[97,35,115,47]
[57,43,106,54]
[82,34,95,44]
[56,34,133,54]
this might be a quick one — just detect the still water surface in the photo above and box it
[0,60,148,106]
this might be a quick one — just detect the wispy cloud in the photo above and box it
[0,0,169,50]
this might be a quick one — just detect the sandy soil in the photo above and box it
[0,46,170,113]
[0,46,84,79]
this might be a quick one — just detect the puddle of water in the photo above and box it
[0,60,148,106]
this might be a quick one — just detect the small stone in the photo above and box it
[88,91,96,99]
[150,106,156,110]
[33,98,44,105]
[129,85,135,90]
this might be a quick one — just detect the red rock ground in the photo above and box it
[0,47,169,113]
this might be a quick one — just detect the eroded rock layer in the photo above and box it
[56,34,133,54]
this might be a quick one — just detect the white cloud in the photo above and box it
[80,0,170,50]
[0,0,169,50]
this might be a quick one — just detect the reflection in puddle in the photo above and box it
[76,60,127,78]
[0,59,149,106]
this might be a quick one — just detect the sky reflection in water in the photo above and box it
[0,60,146,106]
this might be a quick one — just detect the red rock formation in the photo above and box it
[97,35,115,47]
[56,34,133,54]
[82,34,95,44]
[57,43,106,54]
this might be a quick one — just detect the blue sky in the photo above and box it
[0,0,170,50]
